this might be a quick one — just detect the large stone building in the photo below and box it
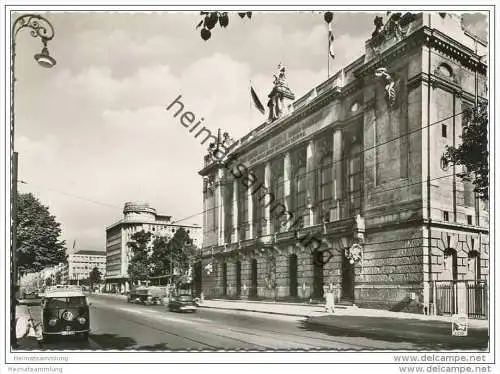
[197,13,488,316]
[105,202,202,293]
[67,250,106,284]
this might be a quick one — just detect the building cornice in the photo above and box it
[355,27,487,79]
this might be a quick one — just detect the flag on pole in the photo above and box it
[250,86,265,115]
[328,22,335,59]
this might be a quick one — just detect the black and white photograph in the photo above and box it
[1,1,497,373]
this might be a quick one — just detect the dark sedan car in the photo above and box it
[167,295,197,313]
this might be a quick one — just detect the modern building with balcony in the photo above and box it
[197,13,488,316]
[104,202,202,293]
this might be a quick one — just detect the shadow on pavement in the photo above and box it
[135,343,170,350]
[300,316,489,350]
[89,333,137,350]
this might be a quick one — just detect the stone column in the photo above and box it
[264,162,272,235]
[217,168,225,246]
[232,179,239,243]
[332,129,343,220]
[306,140,316,226]
[247,180,254,239]
[283,152,292,230]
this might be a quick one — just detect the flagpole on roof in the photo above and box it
[327,22,330,78]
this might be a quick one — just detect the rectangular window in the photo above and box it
[271,157,284,233]
[443,211,449,221]
[224,182,233,243]
[238,181,248,240]
[441,124,447,138]
[252,166,265,237]
[467,215,473,225]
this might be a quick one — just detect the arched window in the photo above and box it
[437,63,453,78]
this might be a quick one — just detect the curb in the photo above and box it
[198,304,316,318]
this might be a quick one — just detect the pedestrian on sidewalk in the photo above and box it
[325,283,335,314]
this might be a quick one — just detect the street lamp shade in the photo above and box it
[34,46,56,68]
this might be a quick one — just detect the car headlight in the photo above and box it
[48,318,58,326]
[77,316,86,324]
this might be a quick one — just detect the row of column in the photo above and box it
[215,129,344,246]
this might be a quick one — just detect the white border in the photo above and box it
[1,0,497,369]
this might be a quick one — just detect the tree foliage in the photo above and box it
[196,11,252,41]
[127,230,153,285]
[128,228,196,285]
[196,11,335,41]
[443,104,488,201]
[89,266,102,286]
[16,193,67,275]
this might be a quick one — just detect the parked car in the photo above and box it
[167,294,197,313]
[41,286,90,341]
[127,286,166,305]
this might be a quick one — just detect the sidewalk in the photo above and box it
[198,299,489,329]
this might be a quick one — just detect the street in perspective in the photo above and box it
[8,8,490,357]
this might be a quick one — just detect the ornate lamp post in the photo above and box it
[10,14,56,349]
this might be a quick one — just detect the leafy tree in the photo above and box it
[54,271,62,285]
[89,266,102,288]
[127,230,153,285]
[150,228,196,285]
[168,228,196,279]
[443,104,488,201]
[149,236,170,277]
[16,193,67,275]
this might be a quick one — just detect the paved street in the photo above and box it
[23,294,424,350]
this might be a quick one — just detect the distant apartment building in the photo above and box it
[68,250,106,284]
[105,202,202,293]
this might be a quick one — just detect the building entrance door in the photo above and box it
[341,255,355,302]
[312,251,324,300]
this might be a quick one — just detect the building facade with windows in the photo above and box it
[68,250,106,284]
[197,13,488,315]
[105,202,202,293]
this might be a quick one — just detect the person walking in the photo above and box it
[325,282,335,314]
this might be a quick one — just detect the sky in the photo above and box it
[11,11,487,253]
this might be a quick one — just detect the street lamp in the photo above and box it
[10,13,56,349]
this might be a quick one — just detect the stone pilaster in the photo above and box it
[247,183,254,239]
[217,168,225,246]
[306,140,316,226]
[264,162,272,235]
[283,152,292,230]
[332,129,343,220]
[232,179,239,243]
